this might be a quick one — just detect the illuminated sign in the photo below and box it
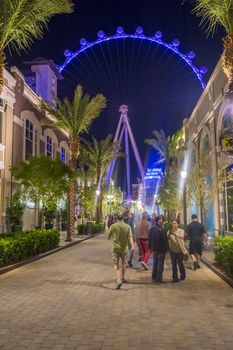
[144,168,163,180]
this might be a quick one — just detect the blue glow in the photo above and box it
[144,167,164,180]
[59,26,207,89]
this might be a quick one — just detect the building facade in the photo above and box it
[183,57,233,235]
[0,59,70,231]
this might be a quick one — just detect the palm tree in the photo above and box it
[41,85,106,240]
[145,128,184,170]
[0,0,73,93]
[80,135,124,223]
[145,129,170,165]
[191,0,233,91]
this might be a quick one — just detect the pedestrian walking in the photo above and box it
[108,213,135,289]
[123,210,135,268]
[187,214,208,270]
[149,215,169,284]
[136,212,151,270]
[167,219,188,282]
[107,214,114,229]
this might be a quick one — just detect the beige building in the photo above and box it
[0,59,70,231]
[183,57,233,235]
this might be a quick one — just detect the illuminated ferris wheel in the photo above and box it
[58,26,207,197]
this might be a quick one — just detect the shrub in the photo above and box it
[214,236,233,275]
[0,230,60,267]
[6,192,26,226]
[163,221,171,233]
[77,224,86,234]
[93,222,105,234]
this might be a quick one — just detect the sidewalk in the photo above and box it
[0,233,233,350]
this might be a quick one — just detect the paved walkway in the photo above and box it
[0,234,233,350]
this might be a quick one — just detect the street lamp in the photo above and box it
[180,170,187,179]
[180,170,187,227]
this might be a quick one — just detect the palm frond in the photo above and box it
[41,99,72,133]
[192,0,233,36]
[145,129,168,160]
[80,135,124,181]
[0,0,73,52]
[78,93,107,134]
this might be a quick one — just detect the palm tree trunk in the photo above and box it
[99,187,103,222]
[66,149,77,241]
[0,50,5,94]
[66,181,76,241]
[222,33,233,92]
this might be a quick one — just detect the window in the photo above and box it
[203,134,210,153]
[25,119,34,160]
[191,149,196,168]
[60,146,66,163]
[46,136,53,157]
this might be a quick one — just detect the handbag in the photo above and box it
[181,252,189,261]
[173,231,189,261]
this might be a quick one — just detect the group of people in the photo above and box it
[108,211,208,289]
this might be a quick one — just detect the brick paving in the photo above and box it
[0,233,233,350]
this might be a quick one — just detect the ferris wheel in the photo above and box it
[58,26,207,196]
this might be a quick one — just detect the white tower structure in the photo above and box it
[107,105,144,199]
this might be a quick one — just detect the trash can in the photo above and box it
[86,221,94,235]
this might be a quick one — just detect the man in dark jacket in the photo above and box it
[149,216,169,284]
[187,214,208,270]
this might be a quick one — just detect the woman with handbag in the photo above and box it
[167,219,188,282]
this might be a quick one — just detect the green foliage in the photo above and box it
[77,183,96,217]
[186,151,217,226]
[11,155,74,206]
[6,192,26,226]
[0,229,60,267]
[214,236,233,275]
[145,127,184,167]
[0,0,73,53]
[77,223,104,235]
[192,0,233,36]
[163,221,185,232]
[80,134,124,182]
[158,171,182,213]
[93,223,105,234]
[80,135,124,221]
[41,85,107,156]
[59,205,68,222]
[77,224,86,234]
[43,202,57,226]
[41,86,107,239]
[163,221,171,233]
[145,129,169,163]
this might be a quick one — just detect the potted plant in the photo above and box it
[6,192,26,232]
[43,202,57,230]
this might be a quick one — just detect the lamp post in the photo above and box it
[180,170,187,228]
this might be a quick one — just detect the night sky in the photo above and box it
[7,0,224,190]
